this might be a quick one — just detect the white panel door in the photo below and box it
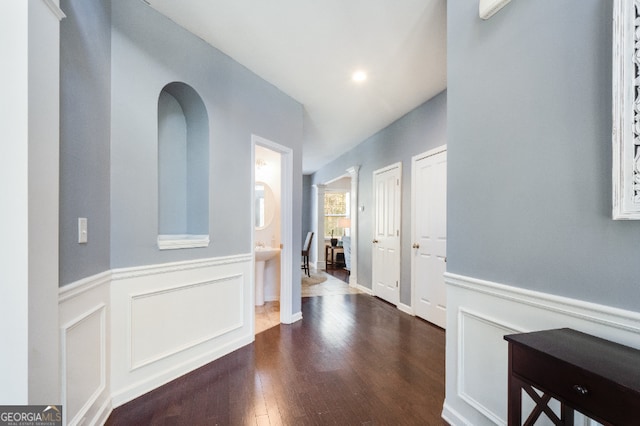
[372,163,401,305]
[412,148,447,328]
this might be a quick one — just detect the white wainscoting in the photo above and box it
[442,273,640,426]
[58,254,255,423]
[59,271,112,426]
[110,254,254,407]
[129,274,244,370]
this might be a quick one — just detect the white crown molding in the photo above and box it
[479,0,511,20]
[42,0,66,21]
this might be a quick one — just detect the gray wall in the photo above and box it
[59,0,111,286]
[60,0,305,314]
[312,91,447,305]
[447,0,640,311]
[110,0,304,295]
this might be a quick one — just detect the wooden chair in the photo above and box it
[301,232,314,277]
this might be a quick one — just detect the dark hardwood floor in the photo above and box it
[324,266,350,283]
[106,294,446,425]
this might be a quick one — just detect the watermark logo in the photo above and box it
[0,405,62,426]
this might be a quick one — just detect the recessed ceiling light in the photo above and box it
[352,70,367,83]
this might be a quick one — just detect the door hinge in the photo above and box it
[396,229,399,236]
[396,281,399,287]
[397,178,399,185]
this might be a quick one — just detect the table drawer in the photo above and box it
[511,344,637,425]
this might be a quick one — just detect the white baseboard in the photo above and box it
[444,272,640,426]
[289,311,303,323]
[398,302,414,316]
[442,400,472,426]
[111,334,253,407]
[354,283,373,295]
[92,398,112,426]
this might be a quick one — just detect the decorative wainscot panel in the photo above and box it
[58,254,254,423]
[110,254,253,407]
[612,0,640,219]
[442,273,640,426]
[59,272,112,426]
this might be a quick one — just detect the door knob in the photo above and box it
[373,239,379,243]
[412,243,420,249]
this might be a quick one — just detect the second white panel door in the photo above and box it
[372,163,401,306]
[412,147,447,328]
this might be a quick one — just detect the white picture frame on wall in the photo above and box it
[612,0,640,219]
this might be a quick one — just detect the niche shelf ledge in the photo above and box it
[157,234,210,250]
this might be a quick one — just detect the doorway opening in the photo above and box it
[252,135,293,334]
[312,166,360,288]
[323,178,351,282]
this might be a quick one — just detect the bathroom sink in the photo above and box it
[254,247,280,306]
[255,247,280,262]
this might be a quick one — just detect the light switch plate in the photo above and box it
[78,217,88,244]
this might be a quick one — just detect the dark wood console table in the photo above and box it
[325,245,344,269]
[504,328,640,426]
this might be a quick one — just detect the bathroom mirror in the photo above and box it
[255,182,275,229]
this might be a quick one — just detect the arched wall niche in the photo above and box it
[157,81,210,249]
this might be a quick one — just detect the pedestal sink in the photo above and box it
[255,247,280,306]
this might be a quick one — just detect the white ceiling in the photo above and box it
[145,0,447,173]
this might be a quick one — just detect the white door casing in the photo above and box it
[372,163,401,305]
[411,147,447,328]
[252,135,295,324]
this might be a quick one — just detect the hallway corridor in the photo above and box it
[107,294,446,425]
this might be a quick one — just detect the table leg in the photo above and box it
[507,345,522,426]
[560,404,574,425]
